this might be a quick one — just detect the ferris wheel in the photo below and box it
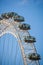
[0,12,40,65]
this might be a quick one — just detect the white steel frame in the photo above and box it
[0,19,40,65]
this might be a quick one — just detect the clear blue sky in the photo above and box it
[0,0,43,65]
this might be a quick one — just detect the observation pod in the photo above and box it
[1,13,9,19]
[7,12,18,18]
[0,17,3,20]
[24,36,36,43]
[1,12,18,19]
[14,15,24,22]
[28,53,40,60]
[7,12,15,18]
[19,23,30,30]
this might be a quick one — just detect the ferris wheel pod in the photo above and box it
[14,15,24,22]
[7,12,14,18]
[18,23,30,30]
[1,12,18,19]
[1,13,9,19]
[7,12,18,18]
[28,53,40,60]
[24,36,36,43]
[0,17,3,20]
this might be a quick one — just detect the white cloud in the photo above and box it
[16,0,43,7]
[21,0,28,4]
[17,0,28,6]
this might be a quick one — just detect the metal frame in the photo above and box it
[0,18,40,65]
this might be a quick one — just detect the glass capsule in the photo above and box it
[24,36,36,43]
[28,53,40,60]
[19,23,30,30]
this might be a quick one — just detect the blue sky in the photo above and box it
[0,0,43,65]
